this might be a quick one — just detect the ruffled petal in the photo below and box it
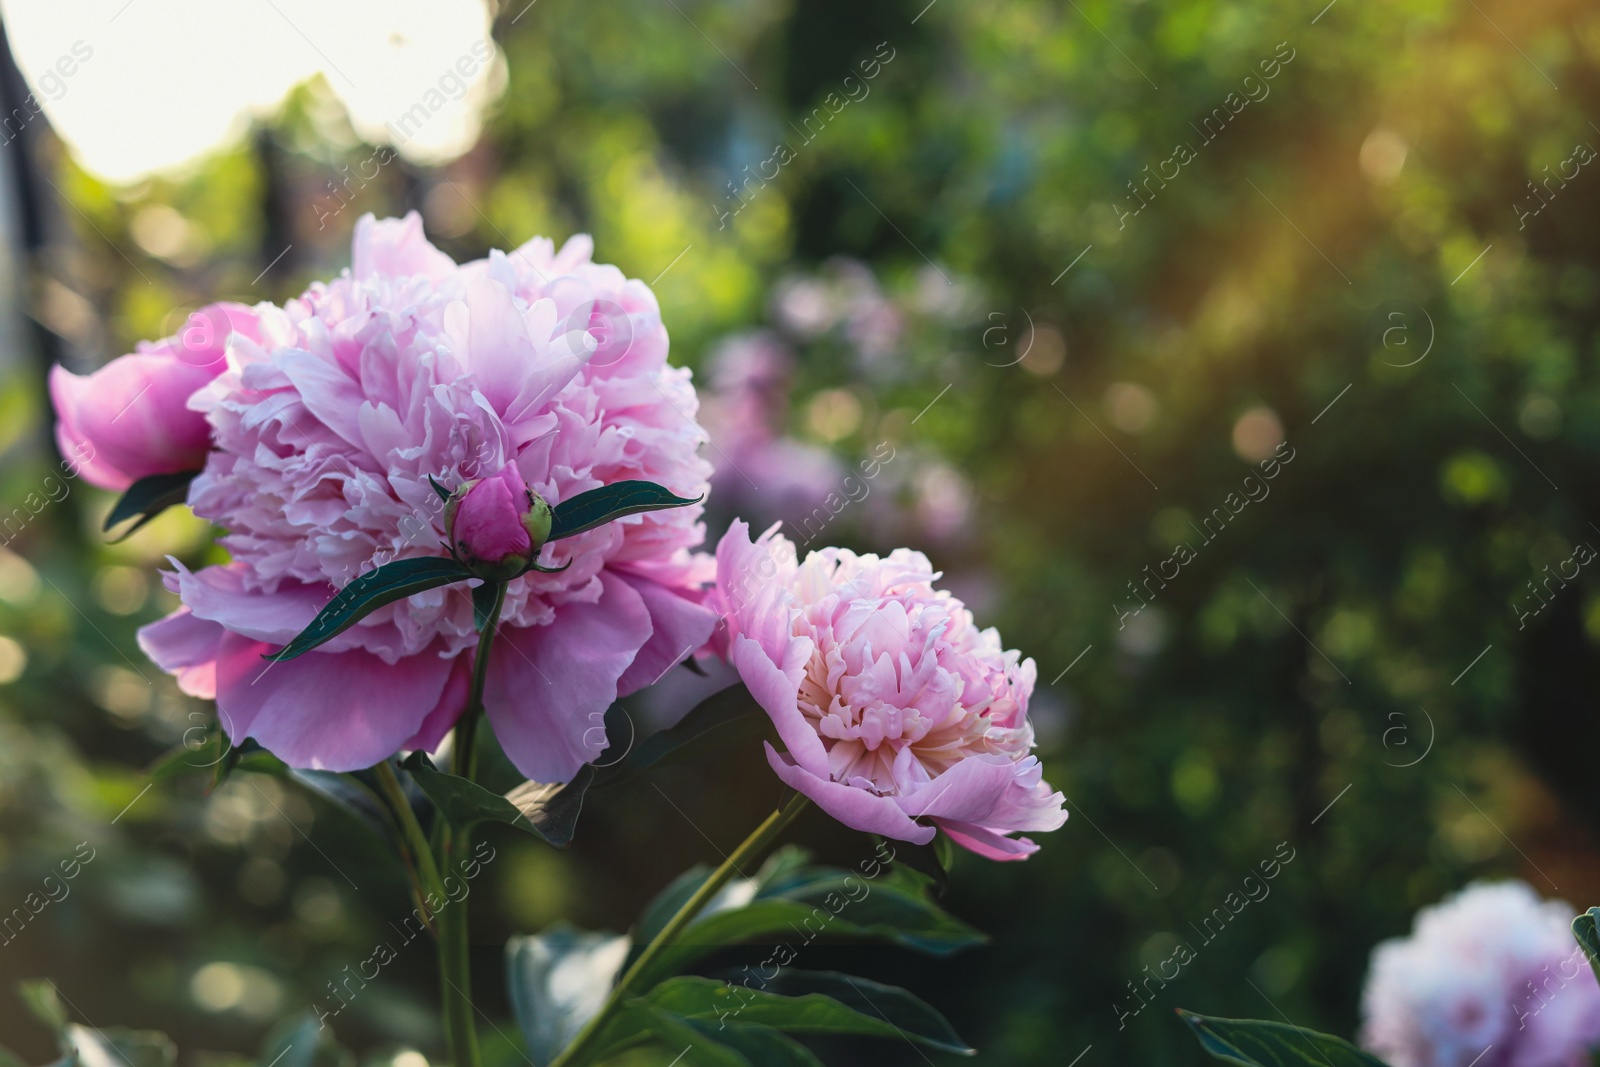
[137,608,224,699]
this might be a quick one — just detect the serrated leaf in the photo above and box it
[506,925,630,1066]
[548,480,701,542]
[267,557,473,661]
[102,470,199,536]
[1178,1011,1391,1067]
[402,753,592,846]
[643,973,973,1055]
[597,683,771,790]
[1573,909,1600,986]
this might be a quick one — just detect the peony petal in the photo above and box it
[937,820,1040,862]
[732,634,828,778]
[168,562,325,644]
[765,744,934,845]
[483,571,653,783]
[613,570,719,696]
[402,653,473,754]
[215,633,455,770]
[352,212,457,281]
[895,755,1021,824]
[137,608,223,699]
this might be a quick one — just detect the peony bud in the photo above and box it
[445,463,551,580]
[49,302,261,491]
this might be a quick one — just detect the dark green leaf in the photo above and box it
[402,753,593,846]
[289,771,392,841]
[680,1019,824,1067]
[644,974,974,1055]
[506,925,630,1066]
[626,847,981,986]
[598,683,772,789]
[266,557,473,661]
[1178,1011,1392,1067]
[102,470,199,537]
[427,474,452,503]
[1573,909,1600,986]
[548,480,701,541]
[590,1003,753,1067]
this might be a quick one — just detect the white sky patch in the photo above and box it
[0,0,505,183]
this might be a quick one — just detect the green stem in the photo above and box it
[432,580,505,1067]
[376,759,473,1058]
[550,793,810,1067]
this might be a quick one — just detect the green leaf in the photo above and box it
[643,974,973,1056]
[1178,1011,1392,1067]
[679,1020,824,1067]
[266,557,473,661]
[506,925,630,1066]
[1574,908,1600,986]
[548,480,701,542]
[626,847,982,986]
[402,753,593,847]
[289,770,393,841]
[598,683,772,789]
[589,1003,754,1067]
[102,470,199,537]
[427,474,453,503]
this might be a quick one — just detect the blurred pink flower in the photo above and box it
[50,303,261,491]
[713,520,1065,860]
[136,213,717,781]
[1360,881,1600,1067]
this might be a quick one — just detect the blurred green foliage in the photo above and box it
[6,0,1600,1063]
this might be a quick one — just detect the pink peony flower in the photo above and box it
[50,303,262,491]
[712,520,1065,860]
[1360,881,1600,1067]
[135,213,717,781]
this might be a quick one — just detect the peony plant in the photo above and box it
[47,214,1065,1066]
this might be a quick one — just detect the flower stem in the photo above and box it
[432,580,505,1067]
[550,793,810,1067]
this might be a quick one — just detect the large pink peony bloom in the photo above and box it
[713,520,1065,860]
[1360,881,1600,1067]
[135,213,717,781]
[50,303,262,491]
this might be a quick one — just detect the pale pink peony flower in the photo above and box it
[712,520,1065,860]
[134,213,717,781]
[1360,881,1600,1067]
[50,303,262,491]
